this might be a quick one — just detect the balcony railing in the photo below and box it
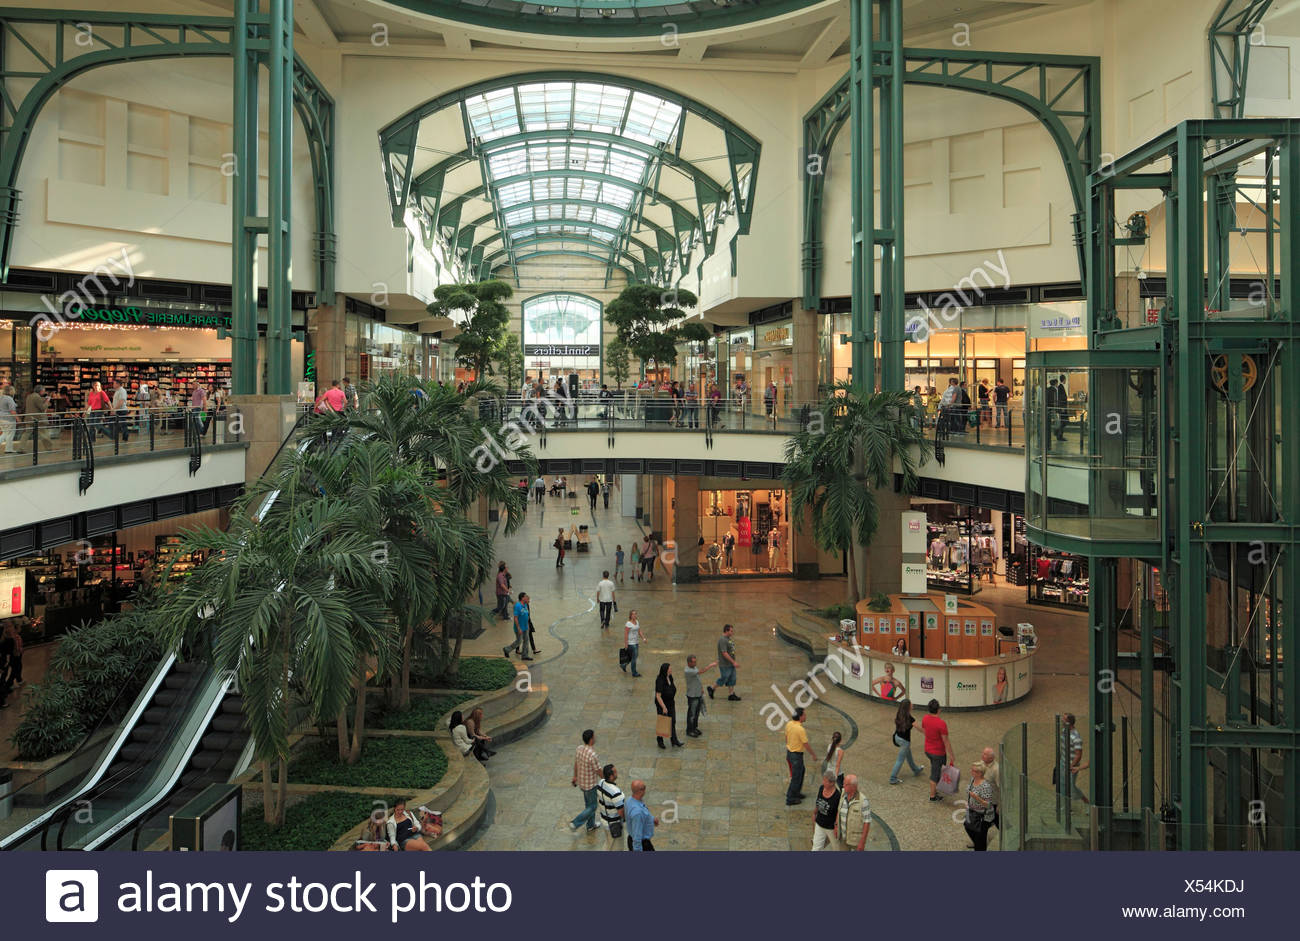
[0,404,242,475]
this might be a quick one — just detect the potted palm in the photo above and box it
[782,383,932,602]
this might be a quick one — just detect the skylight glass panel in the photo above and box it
[572,83,627,133]
[464,88,520,141]
[622,92,681,145]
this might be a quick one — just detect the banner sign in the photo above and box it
[64,306,232,330]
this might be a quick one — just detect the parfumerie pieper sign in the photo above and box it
[114,872,512,923]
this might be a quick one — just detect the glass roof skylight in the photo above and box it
[459,80,686,268]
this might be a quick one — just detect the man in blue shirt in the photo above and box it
[504,592,534,661]
[624,780,657,851]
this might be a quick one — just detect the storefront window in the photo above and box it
[522,293,602,388]
[347,314,420,382]
[698,488,791,575]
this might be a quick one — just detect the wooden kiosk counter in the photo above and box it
[825,593,1035,709]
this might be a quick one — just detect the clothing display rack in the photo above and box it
[1026,544,1088,609]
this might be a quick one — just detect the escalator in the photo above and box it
[0,409,313,852]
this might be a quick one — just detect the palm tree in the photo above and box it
[157,448,394,824]
[304,436,494,762]
[782,383,932,602]
[302,374,533,702]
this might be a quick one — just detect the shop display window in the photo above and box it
[1026,544,1089,610]
[698,488,791,575]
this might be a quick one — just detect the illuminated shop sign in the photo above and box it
[523,344,599,357]
[65,305,232,330]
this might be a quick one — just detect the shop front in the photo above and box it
[345,312,420,383]
[750,320,794,418]
[0,508,223,646]
[912,499,1003,595]
[2,296,307,405]
[696,485,792,575]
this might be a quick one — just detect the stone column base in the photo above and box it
[673,564,699,584]
[227,394,300,483]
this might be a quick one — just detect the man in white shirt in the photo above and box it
[111,379,131,442]
[0,385,19,454]
[596,571,617,630]
[532,475,545,505]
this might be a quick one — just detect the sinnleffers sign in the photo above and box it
[65,306,232,330]
[523,345,598,357]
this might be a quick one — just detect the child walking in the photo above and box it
[614,544,625,583]
[629,541,640,581]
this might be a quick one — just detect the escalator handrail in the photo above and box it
[0,652,177,850]
[77,669,234,851]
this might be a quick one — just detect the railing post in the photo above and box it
[31,417,38,466]
[149,407,156,451]
[1019,722,1029,850]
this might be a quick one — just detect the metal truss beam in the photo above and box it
[803,43,1101,317]
[1210,0,1275,120]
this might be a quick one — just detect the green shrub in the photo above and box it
[8,678,86,761]
[374,693,473,731]
[435,656,517,691]
[866,592,892,612]
[9,609,166,760]
[815,603,857,622]
[241,792,402,852]
[289,736,448,790]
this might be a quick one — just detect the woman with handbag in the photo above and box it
[964,760,996,850]
[654,661,683,749]
[889,699,926,784]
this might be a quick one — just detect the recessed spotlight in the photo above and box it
[539,5,560,14]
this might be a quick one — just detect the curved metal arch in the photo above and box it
[483,234,664,282]
[379,1,826,38]
[504,251,641,284]
[0,10,336,298]
[434,174,700,242]
[474,223,663,266]
[413,130,726,202]
[484,233,660,270]
[465,199,676,249]
[521,290,606,311]
[800,48,1101,308]
[379,69,761,243]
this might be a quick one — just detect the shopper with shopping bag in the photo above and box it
[921,698,956,803]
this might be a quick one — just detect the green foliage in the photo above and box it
[10,609,165,760]
[241,792,396,852]
[493,331,525,391]
[412,655,517,691]
[289,736,448,790]
[866,593,892,612]
[604,336,631,388]
[9,678,86,760]
[374,693,474,731]
[782,383,933,558]
[815,603,858,622]
[427,280,513,380]
[604,283,703,370]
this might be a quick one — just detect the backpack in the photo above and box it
[554,536,564,550]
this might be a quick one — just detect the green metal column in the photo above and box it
[1089,556,1117,848]
[848,0,876,393]
[266,0,294,395]
[231,0,260,395]
[1277,129,1300,850]
[877,0,905,391]
[1171,123,1209,850]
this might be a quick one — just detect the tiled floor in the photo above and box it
[461,490,1091,852]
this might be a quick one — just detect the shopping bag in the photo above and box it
[655,714,673,738]
[618,646,631,666]
[937,764,961,795]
